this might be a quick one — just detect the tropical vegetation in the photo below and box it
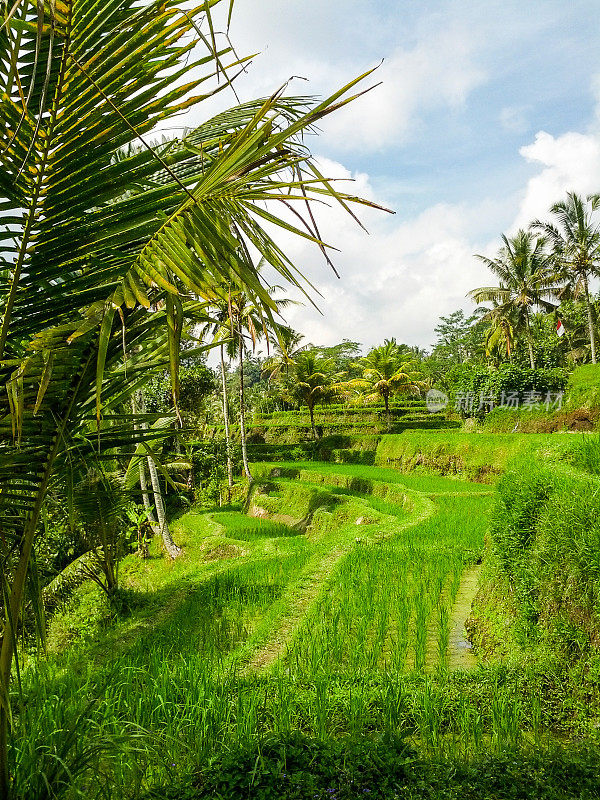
[2,2,600,800]
[0,0,382,793]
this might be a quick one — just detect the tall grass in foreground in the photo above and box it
[15,654,580,798]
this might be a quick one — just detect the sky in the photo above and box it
[184,0,600,353]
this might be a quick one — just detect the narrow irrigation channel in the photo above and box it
[447,563,482,670]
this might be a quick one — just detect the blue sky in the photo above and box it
[187,0,600,351]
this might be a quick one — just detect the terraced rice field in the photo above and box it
[27,448,600,798]
[178,460,492,678]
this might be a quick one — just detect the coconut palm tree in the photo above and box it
[289,351,340,438]
[484,306,516,366]
[197,299,237,500]
[532,192,600,363]
[229,290,265,481]
[469,230,558,368]
[0,1,383,789]
[204,286,289,481]
[345,340,423,429]
[262,326,307,383]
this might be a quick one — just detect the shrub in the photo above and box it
[193,731,414,800]
[486,454,600,652]
[453,364,568,418]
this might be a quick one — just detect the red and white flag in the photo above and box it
[557,319,566,337]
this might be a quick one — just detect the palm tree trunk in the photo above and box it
[220,344,234,502]
[98,521,118,597]
[134,394,180,557]
[527,340,535,369]
[584,274,597,364]
[147,453,181,559]
[525,315,535,369]
[139,459,155,523]
[132,392,156,525]
[238,336,252,481]
[309,402,316,439]
[384,393,391,431]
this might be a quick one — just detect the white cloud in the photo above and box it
[267,114,600,351]
[510,130,600,230]
[182,1,600,353]
[258,158,483,351]
[319,29,486,151]
[189,1,487,154]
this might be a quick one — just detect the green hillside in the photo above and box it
[22,424,600,798]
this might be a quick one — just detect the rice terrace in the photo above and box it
[2,1,600,799]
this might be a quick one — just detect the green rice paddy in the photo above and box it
[18,441,600,798]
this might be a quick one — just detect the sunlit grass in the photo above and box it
[282,493,489,678]
[20,444,600,798]
[253,459,493,493]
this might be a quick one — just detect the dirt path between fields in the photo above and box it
[242,487,435,675]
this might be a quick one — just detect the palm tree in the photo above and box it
[131,390,181,558]
[262,326,307,383]
[230,291,264,481]
[469,230,558,369]
[198,301,237,500]
[532,192,600,363]
[0,1,383,789]
[346,340,423,429]
[289,351,339,438]
[484,306,516,366]
[205,287,286,482]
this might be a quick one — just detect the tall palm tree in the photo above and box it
[532,192,600,364]
[230,291,264,481]
[231,287,295,480]
[205,287,286,482]
[469,230,558,369]
[484,305,516,366]
[0,1,383,789]
[198,300,237,500]
[262,326,306,383]
[346,340,422,429]
[289,351,339,438]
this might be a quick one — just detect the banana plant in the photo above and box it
[0,1,386,792]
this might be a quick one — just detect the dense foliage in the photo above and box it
[487,449,600,654]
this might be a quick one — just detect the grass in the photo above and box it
[565,363,600,409]
[212,511,299,540]
[471,448,600,659]
[570,432,600,475]
[281,493,489,678]
[17,432,600,798]
[253,460,493,494]
[375,430,566,479]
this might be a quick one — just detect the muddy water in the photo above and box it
[447,564,481,670]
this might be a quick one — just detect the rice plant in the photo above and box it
[17,452,545,799]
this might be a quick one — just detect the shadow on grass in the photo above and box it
[84,564,290,665]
